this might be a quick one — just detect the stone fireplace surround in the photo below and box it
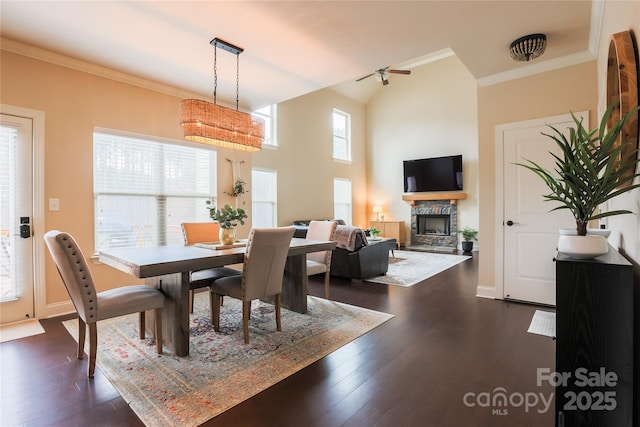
[402,193,467,250]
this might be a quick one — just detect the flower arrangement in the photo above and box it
[205,201,247,229]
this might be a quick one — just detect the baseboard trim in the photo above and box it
[45,301,75,319]
[476,285,497,299]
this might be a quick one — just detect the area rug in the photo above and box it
[0,319,45,343]
[365,250,471,287]
[63,293,393,426]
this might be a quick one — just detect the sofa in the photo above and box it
[291,219,345,238]
[329,226,396,280]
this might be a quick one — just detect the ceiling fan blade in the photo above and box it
[388,69,411,75]
[356,73,376,82]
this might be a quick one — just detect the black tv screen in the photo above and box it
[403,155,463,192]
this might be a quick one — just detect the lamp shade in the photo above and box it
[180,99,264,152]
[373,205,382,213]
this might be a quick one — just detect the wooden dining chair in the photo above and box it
[181,222,242,313]
[44,230,164,377]
[305,220,337,299]
[210,227,295,344]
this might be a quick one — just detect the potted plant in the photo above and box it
[517,101,640,257]
[369,226,382,240]
[205,201,248,244]
[224,178,248,198]
[459,227,478,252]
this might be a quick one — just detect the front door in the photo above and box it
[0,114,35,323]
[500,112,587,306]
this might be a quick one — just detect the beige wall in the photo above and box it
[477,61,598,292]
[0,50,251,307]
[366,55,479,244]
[595,0,640,263]
[253,88,367,227]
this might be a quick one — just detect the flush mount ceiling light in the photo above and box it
[509,33,547,62]
[180,38,264,152]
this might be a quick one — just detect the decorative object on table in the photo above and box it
[373,205,382,220]
[458,226,478,253]
[180,38,264,151]
[206,201,248,245]
[516,100,640,259]
[62,293,393,427]
[509,33,547,62]
[368,226,381,240]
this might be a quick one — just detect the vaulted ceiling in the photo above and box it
[1,1,594,108]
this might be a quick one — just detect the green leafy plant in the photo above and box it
[205,201,247,229]
[370,226,381,237]
[224,178,247,198]
[516,101,640,236]
[459,227,478,242]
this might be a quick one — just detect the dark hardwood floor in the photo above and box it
[1,252,556,426]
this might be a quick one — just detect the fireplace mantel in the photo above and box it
[402,192,467,206]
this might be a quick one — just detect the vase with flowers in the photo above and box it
[205,201,248,245]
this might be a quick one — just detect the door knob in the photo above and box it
[506,220,516,226]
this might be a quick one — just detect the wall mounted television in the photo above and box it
[403,155,463,192]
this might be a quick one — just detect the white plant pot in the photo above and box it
[557,235,609,259]
[558,228,611,238]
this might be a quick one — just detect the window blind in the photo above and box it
[94,131,216,251]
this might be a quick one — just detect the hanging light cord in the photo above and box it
[213,45,218,105]
[235,53,240,111]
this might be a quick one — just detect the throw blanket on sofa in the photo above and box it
[333,225,367,251]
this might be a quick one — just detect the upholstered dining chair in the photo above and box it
[181,222,242,313]
[44,230,164,377]
[210,227,295,344]
[305,220,337,299]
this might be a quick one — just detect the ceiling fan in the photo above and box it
[356,67,411,85]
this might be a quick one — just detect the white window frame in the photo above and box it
[251,168,278,227]
[333,177,352,225]
[332,108,351,162]
[253,104,277,148]
[93,128,217,252]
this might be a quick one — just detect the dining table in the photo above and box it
[98,237,336,356]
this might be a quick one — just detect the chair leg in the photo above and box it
[138,311,145,339]
[242,300,251,344]
[324,271,331,300]
[154,308,163,354]
[212,292,221,332]
[77,317,86,360]
[275,294,282,332]
[88,323,98,378]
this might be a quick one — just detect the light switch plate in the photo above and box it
[49,198,60,211]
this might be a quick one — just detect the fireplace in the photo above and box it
[410,200,458,249]
[417,214,450,236]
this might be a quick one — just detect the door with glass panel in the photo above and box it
[0,114,34,323]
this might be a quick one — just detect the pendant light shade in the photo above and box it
[180,99,264,152]
[180,38,264,151]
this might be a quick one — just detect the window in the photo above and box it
[253,105,277,147]
[332,109,351,161]
[251,168,277,227]
[333,178,352,225]
[93,129,216,252]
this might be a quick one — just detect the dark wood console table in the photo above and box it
[555,247,634,426]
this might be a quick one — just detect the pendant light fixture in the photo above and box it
[509,33,547,62]
[180,38,264,152]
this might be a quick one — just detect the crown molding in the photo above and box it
[1,37,204,100]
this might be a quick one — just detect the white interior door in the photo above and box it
[0,114,34,323]
[501,112,587,306]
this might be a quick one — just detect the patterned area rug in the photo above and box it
[365,250,471,287]
[63,293,393,426]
